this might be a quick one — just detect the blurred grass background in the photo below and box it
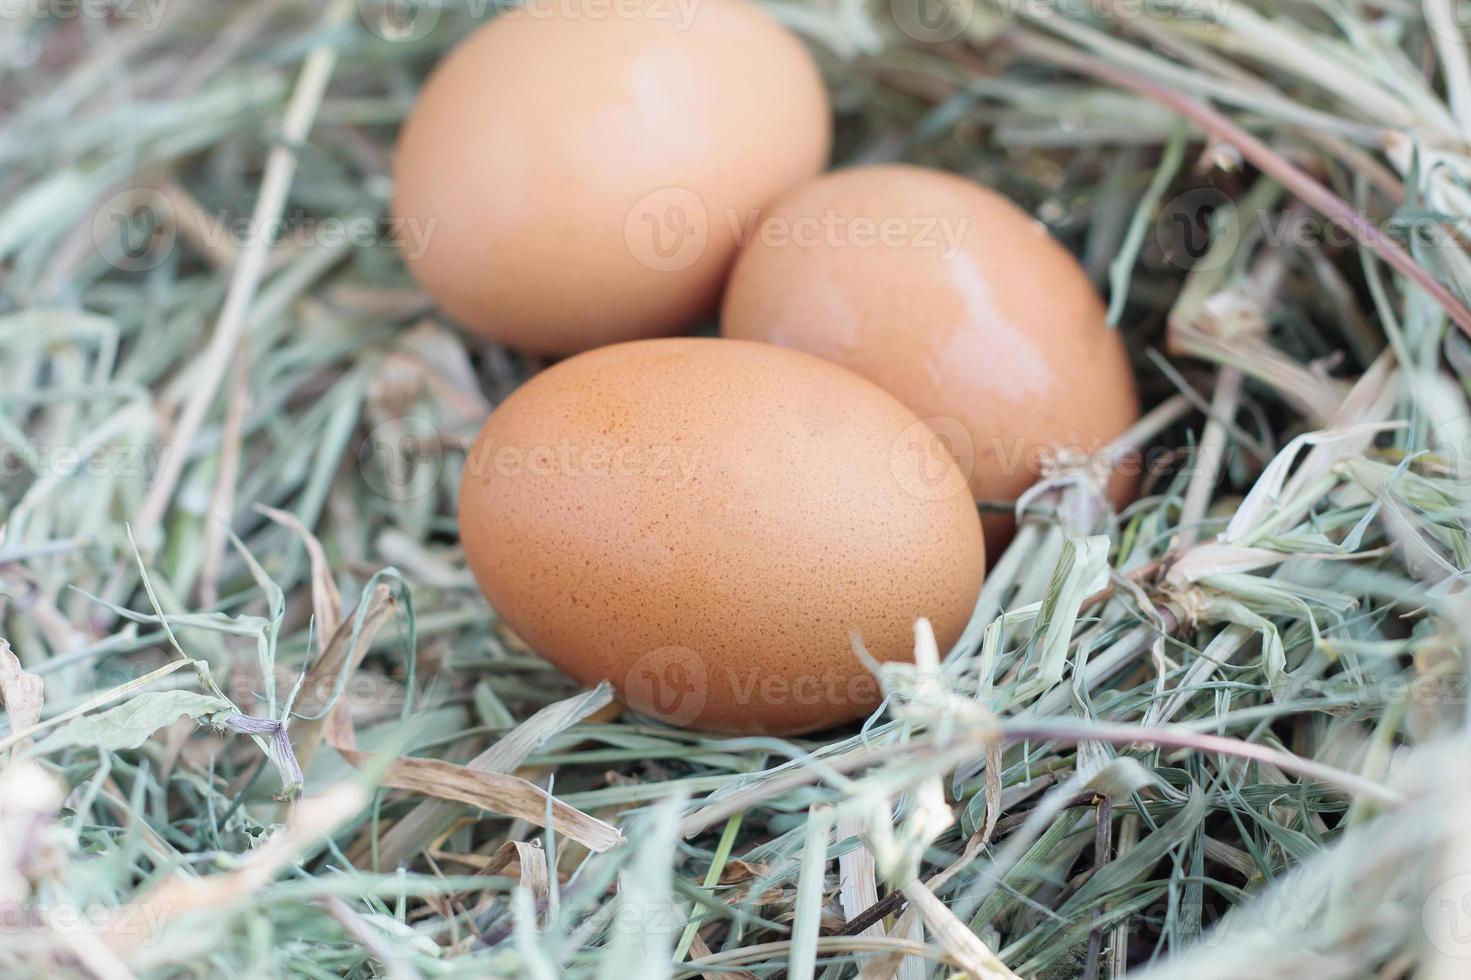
[2,0,1471,976]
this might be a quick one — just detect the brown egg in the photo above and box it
[720,165,1141,547]
[458,338,984,734]
[392,0,830,354]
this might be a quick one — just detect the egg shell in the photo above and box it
[392,0,830,354]
[720,164,1141,547]
[458,337,985,735]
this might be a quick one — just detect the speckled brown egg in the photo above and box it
[720,165,1141,548]
[458,338,984,734]
[392,0,830,355]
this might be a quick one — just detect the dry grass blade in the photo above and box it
[103,782,368,957]
[256,503,343,650]
[0,639,44,756]
[836,809,883,940]
[786,805,836,980]
[1009,31,1471,338]
[477,839,553,900]
[902,879,1020,980]
[288,581,397,773]
[338,747,623,853]
[367,682,614,869]
[132,0,356,542]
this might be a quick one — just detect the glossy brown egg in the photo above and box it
[458,338,985,734]
[392,0,830,354]
[720,165,1141,547]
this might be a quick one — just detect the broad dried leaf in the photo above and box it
[488,839,550,901]
[718,859,771,885]
[30,691,230,756]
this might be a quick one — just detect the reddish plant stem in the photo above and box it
[1006,31,1471,340]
